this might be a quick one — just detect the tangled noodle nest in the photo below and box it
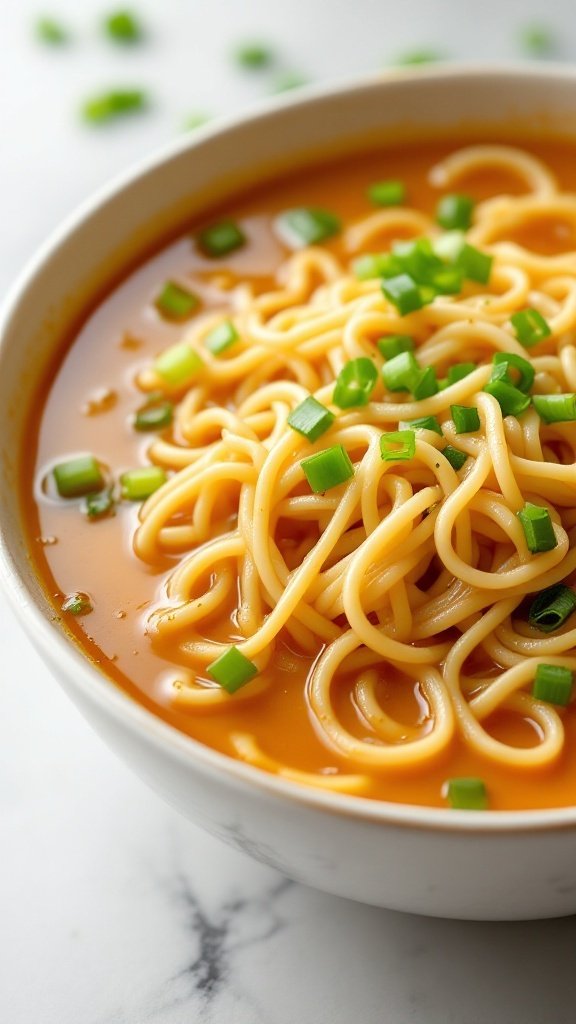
[133,145,576,794]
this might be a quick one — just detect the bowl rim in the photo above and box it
[3,61,576,835]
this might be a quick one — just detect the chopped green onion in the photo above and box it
[413,366,439,400]
[273,72,308,93]
[447,362,476,385]
[443,445,468,471]
[451,404,480,434]
[433,232,492,284]
[483,363,531,417]
[377,334,415,360]
[457,243,493,285]
[104,10,143,43]
[287,396,334,442]
[511,308,551,347]
[61,592,93,616]
[520,24,555,57]
[387,237,455,293]
[353,252,399,281]
[276,208,341,248]
[381,273,427,315]
[382,350,421,392]
[492,352,534,393]
[154,281,199,321]
[333,358,378,408]
[84,490,115,519]
[533,664,573,706]
[395,49,443,66]
[36,16,69,44]
[446,777,488,810]
[53,456,104,498]
[207,646,258,693]
[301,445,354,493]
[134,401,173,432]
[430,265,464,295]
[436,194,474,231]
[82,89,148,124]
[380,430,416,462]
[198,220,246,257]
[154,343,203,386]
[367,180,406,207]
[121,466,167,501]
[528,585,576,633]
[182,112,210,132]
[205,320,239,355]
[403,415,443,435]
[532,394,576,424]
[233,42,274,68]
[517,502,557,554]
[433,230,466,262]
[391,238,441,284]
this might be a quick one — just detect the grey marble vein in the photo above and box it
[168,867,294,1005]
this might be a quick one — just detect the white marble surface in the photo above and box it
[3,2,576,1021]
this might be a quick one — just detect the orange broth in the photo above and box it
[22,137,576,810]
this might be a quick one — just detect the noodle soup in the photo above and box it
[24,137,576,811]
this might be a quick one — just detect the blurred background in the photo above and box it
[2,0,576,296]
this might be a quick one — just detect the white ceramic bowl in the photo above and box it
[3,65,576,921]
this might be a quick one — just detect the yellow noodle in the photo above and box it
[131,144,576,794]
